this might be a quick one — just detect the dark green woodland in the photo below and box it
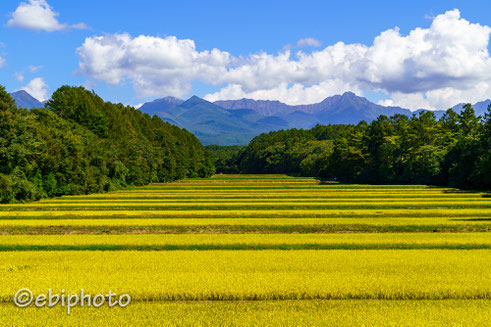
[0,85,214,203]
[2,82,490,204]
[221,105,491,190]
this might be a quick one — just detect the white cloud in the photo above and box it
[71,22,89,30]
[378,93,435,110]
[296,38,321,48]
[28,65,43,73]
[14,72,24,82]
[378,99,394,107]
[7,0,88,32]
[20,77,48,101]
[378,83,491,111]
[77,34,230,97]
[77,10,491,110]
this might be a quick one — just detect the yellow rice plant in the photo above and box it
[0,250,489,302]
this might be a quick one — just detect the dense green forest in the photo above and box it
[235,105,491,190]
[2,82,490,204]
[205,145,244,173]
[0,85,214,203]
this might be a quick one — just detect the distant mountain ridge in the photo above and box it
[10,90,45,109]
[137,96,184,116]
[215,92,411,117]
[140,92,490,145]
[11,89,490,146]
[141,96,288,145]
[452,99,491,115]
[216,92,490,118]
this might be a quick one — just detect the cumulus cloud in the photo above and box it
[77,34,230,97]
[296,37,321,48]
[20,77,49,101]
[378,93,435,110]
[77,10,491,109]
[391,83,491,110]
[7,0,88,32]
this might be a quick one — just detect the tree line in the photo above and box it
[225,104,491,190]
[0,85,214,203]
[205,145,244,174]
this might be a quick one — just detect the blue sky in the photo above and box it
[1,0,491,110]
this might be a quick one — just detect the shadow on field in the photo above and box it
[450,218,491,221]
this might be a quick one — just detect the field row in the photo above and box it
[3,201,491,210]
[126,187,470,193]
[0,209,489,218]
[38,198,491,204]
[3,300,490,326]
[49,194,488,202]
[0,233,488,250]
[186,174,317,180]
[0,217,488,230]
[0,250,490,301]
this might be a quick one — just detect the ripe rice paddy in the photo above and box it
[1,174,490,325]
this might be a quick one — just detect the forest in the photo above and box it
[2,82,490,204]
[0,85,214,203]
[214,104,491,190]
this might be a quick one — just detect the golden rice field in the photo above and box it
[2,300,490,327]
[1,174,490,326]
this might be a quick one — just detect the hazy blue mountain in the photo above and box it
[216,92,413,123]
[309,92,412,124]
[139,96,183,116]
[474,100,491,116]
[140,92,491,145]
[452,100,490,117]
[217,92,488,121]
[10,90,44,109]
[215,98,293,116]
[280,111,321,129]
[139,96,290,145]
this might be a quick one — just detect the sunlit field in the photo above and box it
[1,175,490,325]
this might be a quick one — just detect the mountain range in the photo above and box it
[140,92,490,145]
[10,90,490,146]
